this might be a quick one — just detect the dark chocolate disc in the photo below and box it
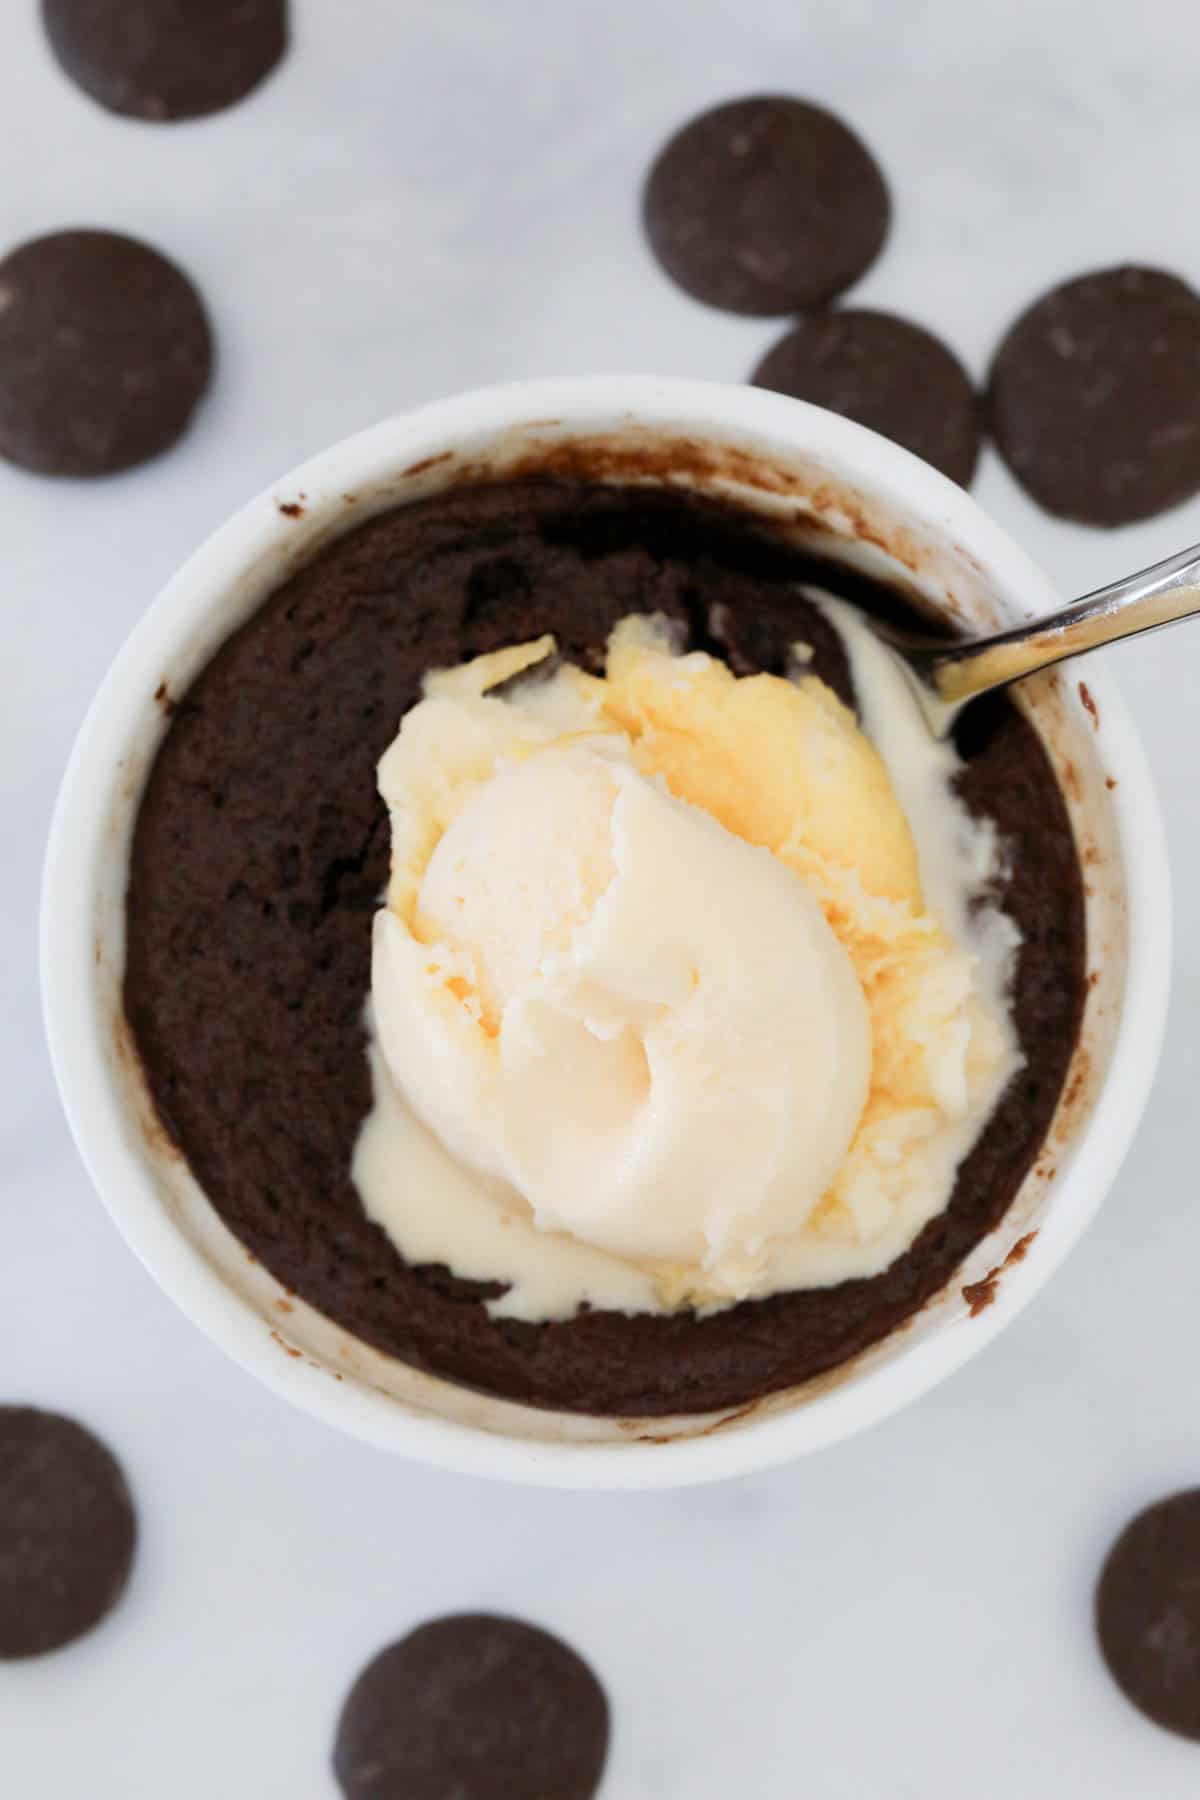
[333,1614,610,1799]
[42,0,287,123]
[0,228,213,477]
[0,1407,137,1659]
[987,265,1200,526]
[1096,1490,1200,1739]
[753,308,980,485]
[643,94,890,315]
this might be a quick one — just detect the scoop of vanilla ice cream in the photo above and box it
[361,613,1019,1316]
[374,724,872,1279]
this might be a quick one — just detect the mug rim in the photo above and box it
[40,376,1172,1489]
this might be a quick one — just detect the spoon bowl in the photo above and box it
[874,539,1200,737]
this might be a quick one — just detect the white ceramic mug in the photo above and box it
[41,377,1170,1489]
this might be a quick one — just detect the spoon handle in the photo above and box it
[926,539,1200,715]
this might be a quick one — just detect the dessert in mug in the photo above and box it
[124,479,1085,1415]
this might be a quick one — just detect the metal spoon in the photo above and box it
[876,539,1200,738]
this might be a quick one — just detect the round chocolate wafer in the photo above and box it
[988,265,1200,525]
[0,1407,137,1659]
[42,0,287,123]
[753,307,980,485]
[1097,1490,1200,1740]
[333,1614,609,1799]
[643,95,889,315]
[0,228,212,477]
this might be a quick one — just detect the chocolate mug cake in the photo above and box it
[122,473,1085,1417]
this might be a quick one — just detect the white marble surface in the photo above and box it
[4,0,1200,1792]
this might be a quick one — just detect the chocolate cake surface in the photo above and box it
[124,479,1086,1416]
